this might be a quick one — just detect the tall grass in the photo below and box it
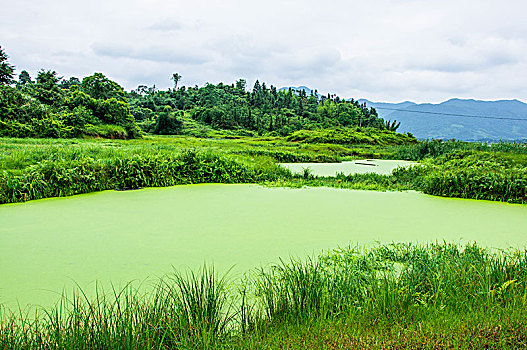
[2,243,526,348]
[0,150,292,204]
[392,150,527,203]
[256,242,527,320]
[389,139,527,161]
[0,268,234,349]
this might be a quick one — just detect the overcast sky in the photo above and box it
[1,0,526,103]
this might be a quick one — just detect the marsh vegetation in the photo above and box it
[2,243,527,349]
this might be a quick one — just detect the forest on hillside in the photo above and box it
[0,46,403,140]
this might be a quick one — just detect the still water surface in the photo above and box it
[1,184,526,310]
[280,159,416,176]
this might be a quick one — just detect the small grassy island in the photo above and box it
[1,46,527,349]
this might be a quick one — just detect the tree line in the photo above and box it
[130,77,393,136]
[0,46,398,139]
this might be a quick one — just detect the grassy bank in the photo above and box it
[0,150,290,204]
[391,150,527,203]
[1,136,526,204]
[2,242,526,349]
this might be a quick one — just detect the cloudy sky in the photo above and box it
[1,0,526,103]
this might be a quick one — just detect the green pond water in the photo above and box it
[280,159,417,176]
[1,184,526,311]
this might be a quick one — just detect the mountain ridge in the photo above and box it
[356,98,527,141]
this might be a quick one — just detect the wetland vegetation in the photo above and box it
[1,136,525,204]
[1,45,527,348]
[2,243,527,349]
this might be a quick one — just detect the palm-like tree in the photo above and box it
[171,73,182,90]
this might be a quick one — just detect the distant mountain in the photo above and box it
[357,99,416,118]
[359,98,527,141]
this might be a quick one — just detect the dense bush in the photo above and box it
[0,68,142,139]
[0,150,291,204]
[392,150,527,203]
[287,127,417,146]
[389,139,527,161]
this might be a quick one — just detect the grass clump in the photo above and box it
[3,242,526,349]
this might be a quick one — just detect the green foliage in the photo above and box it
[97,97,133,125]
[0,61,140,139]
[59,76,81,89]
[30,116,70,138]
[60,106,98,128]
[0,46,15,85]
[81,72,125,101]
[0,85,48,124]
[389,139,467,160]
[383,119,400,131]
[163,266,232,348]
[0,48,140,139]
[393,150,527,203]
[1,137,525,204]
[82,124,128,139]
[1,47,418,142]
[286,127,417,146]
[0,120,33,137]
[17,70,33,86]
[171,72,182,89]
[34,70,63,105]
[127,80,393,137]
[388,139,527,161]
[0,149,289,204]
[154,110,183,135]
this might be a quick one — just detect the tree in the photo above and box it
[384,119,401,132]
[171,73,181,90]
[60,76,81,89]
[154,109,183,135]
[135,85,149,95]
[34,70,63,105]
[17,70,33,86]
[235,79,246,92]
[81,73,125,101]
[252,80,261,94]
[0,46,15,85]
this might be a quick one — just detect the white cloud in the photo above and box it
[1,0,526,103]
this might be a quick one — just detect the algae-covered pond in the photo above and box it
[280,159,416,176]
[1,184,526,310]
